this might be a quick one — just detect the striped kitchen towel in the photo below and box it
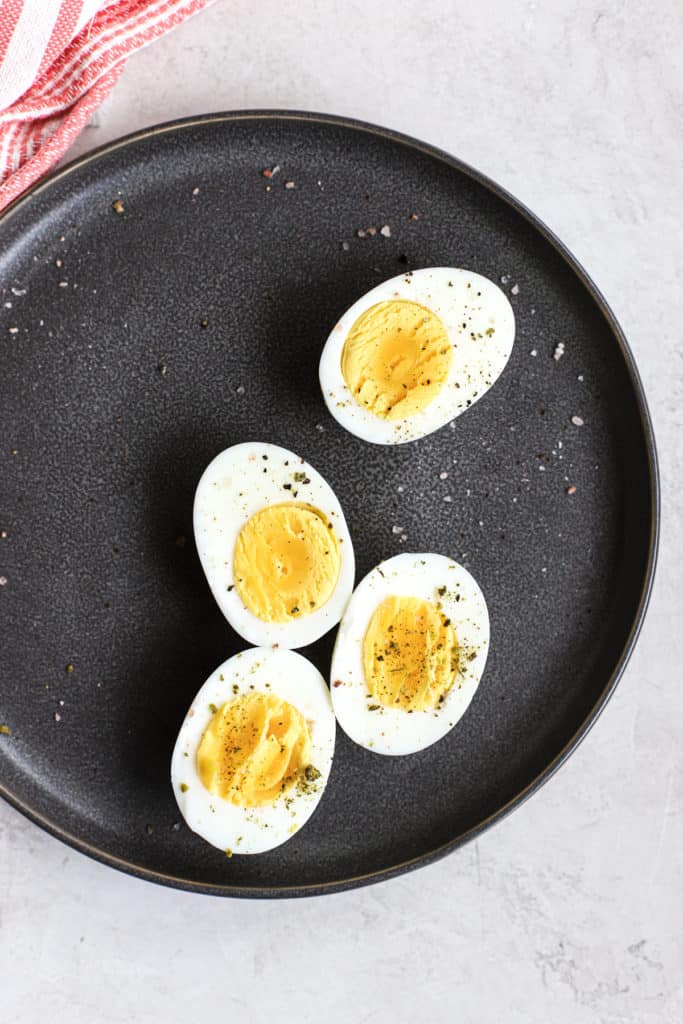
[0,0,215,212]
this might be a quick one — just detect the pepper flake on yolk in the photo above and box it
[362,595,460,711]
[196,691,313,807]
[233,502,341,623]
[340,300,452,420]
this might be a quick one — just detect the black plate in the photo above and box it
[0,112,658,897]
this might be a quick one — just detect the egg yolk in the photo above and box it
[363,595,459,711]
[233,502,341,623]
[341,300,452,420]
[196,691,313,807]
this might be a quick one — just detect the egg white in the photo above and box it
[170,647,336,855]
[193,442,355,648]
[330,553,490,755]
[319,267,515,444]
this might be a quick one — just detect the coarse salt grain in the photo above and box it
[439,471,448,480]
[54,711,61,722]
[356,229,366,238]
[553,342,565,361]
[530,349,538,357]
[443,495,453,503]
[571,415,584,426]
[342,241,350,251]
[380,225,391,237]
[392,525,404,535]
[58,281,68,288]
[511,283,520,295]
[11,287,26,296]
[8,326,18,334]
[284,180,295,189]
[0,576,7,586]
[236,385,245,395]
[500,274,510,285]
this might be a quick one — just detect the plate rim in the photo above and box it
[0,109,660,898]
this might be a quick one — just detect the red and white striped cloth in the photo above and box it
[0,0,215,212]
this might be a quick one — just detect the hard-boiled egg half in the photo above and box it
[171,647,335,855]
[331,553,489,755]
[194,442,355,648]
[319,268,515,444]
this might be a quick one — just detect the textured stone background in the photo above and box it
[1,2,681,1021]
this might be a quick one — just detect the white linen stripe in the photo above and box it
[0,119,21,176]
[0,0,63,110]
[32,0,176,102]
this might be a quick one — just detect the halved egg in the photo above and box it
[319,267,515,444]
[194,442,355,648]
[171,647,335,855]
[331,553,489,755]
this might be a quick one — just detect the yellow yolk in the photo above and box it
[340,300,452,420]
[196,692,313,807]
[233,502,341,623]
[362,595,460,711]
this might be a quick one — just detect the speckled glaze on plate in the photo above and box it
[0,112,658,897]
